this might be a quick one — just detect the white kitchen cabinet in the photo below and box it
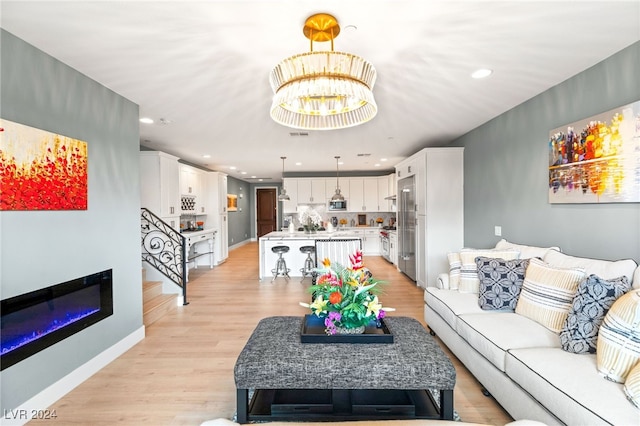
[180,164,210,214]
[180,164,200,196]
[348,178,364,212]
[396,148,464,288]
[349,178,379,212]
[196,172,207,214]
[296,178,327,204]
[390,231,398,265]
[363,228,381,255]
[377,174,395,212]
[282,178,298,213]
[140,151,180,227]
[205,171,229,264]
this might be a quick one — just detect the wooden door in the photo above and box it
[257,188,277,238]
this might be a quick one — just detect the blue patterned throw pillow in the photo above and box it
[476,256,530,311]
[560,274,631,354]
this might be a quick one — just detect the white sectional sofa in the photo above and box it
[424,240,640,425]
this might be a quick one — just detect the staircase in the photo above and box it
[142,269,178,327]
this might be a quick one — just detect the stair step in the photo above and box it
[143,280,163,303]
[143,294,178,327]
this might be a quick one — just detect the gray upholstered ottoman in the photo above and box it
[234,316,456,423]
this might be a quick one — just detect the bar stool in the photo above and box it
[299,246,315,282]
[271,245,290,281]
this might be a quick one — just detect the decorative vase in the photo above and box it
[335,325,366,335]
[303,225,316,234]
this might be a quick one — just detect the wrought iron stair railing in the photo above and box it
[141,208,189,305]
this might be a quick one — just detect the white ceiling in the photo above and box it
[2,1,639,182]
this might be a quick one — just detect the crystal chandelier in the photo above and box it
[270,13,377,131]
[278,156,290,201]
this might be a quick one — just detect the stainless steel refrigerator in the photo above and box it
[397,175,416,281]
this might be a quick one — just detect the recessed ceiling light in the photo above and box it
[202,154,211,159]
[251,175,257,179]
[139,117,154,124]
[380,158,388,162]
[258,179,263,182]
[229,166,237,170]
[471,68,493,79]
[241,171,247,175]
[295,162,302,166]
[374,163,381,167]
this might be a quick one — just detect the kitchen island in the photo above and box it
[259,229,366,280]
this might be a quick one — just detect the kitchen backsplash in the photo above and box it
[285,212,396,228]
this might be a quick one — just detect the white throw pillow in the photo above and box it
[494,238,560,259]
[447,252,462,290]
[515,258,585,333]
[597,289,640,383]
[458,249,520,293]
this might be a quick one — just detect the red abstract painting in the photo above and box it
[0,119,88,210]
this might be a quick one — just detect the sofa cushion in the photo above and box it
[597,289,640,383]
[494,238,559,259]
[447,252,462,290]
[505,347,640,425]
[458,249,520,294]
[515,258,585,333]
[624,361,640,408]
[424,287,485,330]
[560,274,631,354]
[455,312,559,372]
[476,256,530,311]
[543,249,638,282]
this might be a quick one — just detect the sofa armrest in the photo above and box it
[437,273,450,289]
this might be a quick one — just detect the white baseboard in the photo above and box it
[3,326,145,426]
[229,239,250,251]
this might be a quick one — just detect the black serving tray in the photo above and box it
[300,314,394,343]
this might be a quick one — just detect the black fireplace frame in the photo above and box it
[1,269,113,370]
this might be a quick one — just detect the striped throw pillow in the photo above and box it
[447,252,462,290]
[458,249,520,293]
[625,362,640,408]
[597,289,640,383]
[515,258,586,333]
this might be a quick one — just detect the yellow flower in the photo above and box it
[364,295,382,318]
[322,258,332,268]
[310,295,328,315]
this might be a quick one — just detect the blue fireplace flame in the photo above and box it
[1,269,113,370]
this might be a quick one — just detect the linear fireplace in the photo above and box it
[1,269,113,370]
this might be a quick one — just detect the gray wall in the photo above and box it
[455,41,640,263]
[227,176,252,245]
[0,30,142,409]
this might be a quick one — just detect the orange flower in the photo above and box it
[329,291,342,304]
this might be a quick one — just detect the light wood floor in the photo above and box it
[30,242,513,425]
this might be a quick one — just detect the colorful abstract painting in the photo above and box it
[548,101,640,203]
[0,119,88,210]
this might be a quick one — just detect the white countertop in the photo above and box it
[260,230,366,240]
[180,228,216,238]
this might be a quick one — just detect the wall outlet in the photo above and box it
[494,226,502,237]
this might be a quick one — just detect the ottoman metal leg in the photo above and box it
[236,388,248,424]
[440,389,454,420]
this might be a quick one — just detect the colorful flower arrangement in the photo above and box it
[300,250,394,334]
